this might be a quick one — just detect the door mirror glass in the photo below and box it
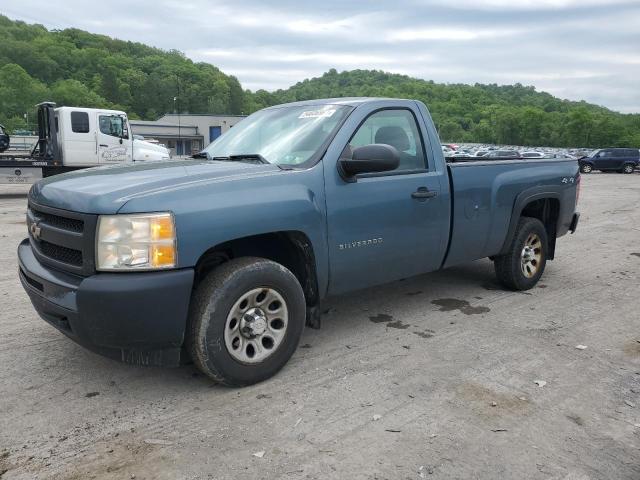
[338,144,400,179]
[120,116,129,139]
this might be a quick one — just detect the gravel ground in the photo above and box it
[0,173,639,480]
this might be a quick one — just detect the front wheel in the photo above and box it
[580,163,593,174]
[187,257,306,386]
[494,217,548,290]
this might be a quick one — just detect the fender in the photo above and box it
[499,186,563,258]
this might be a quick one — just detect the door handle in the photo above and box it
[411,187,438,199]
[99,144,108,147]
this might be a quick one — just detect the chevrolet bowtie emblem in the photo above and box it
[30,222,42,241]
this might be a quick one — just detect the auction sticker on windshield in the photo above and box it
[298,109,336,119]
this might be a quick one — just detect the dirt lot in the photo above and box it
[0,173,639,480]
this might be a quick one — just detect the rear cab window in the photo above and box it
[71,112,90,133]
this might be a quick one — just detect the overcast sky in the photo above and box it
[3,0,640,113]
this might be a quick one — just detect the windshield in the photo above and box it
[202,105,351,166]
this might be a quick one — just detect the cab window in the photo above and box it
[71,112,90,133]
[349,109,427,171]
[99,115,128,139]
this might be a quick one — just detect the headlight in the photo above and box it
[96,213,176,271]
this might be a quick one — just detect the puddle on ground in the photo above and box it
[566,414,584,426]
[368,313,411,329]
[369,313,393,323]
[413,329,435,338]
[431,298,490,315]
[387,320,410,329]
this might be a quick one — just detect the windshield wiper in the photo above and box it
[211,154,270,165]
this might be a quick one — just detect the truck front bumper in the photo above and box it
[18,239,194,367]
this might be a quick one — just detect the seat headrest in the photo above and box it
[374,126,410,152]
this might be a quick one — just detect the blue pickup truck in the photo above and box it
[18,98,580,386]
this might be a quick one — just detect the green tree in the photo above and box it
[0,14,638,148]
[50,79,108,107]
[0,63,49,121]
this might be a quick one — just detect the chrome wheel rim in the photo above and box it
[583,165,591,173]
[521,233,543,278]
[624,165,633,173]
[224,287,288,364]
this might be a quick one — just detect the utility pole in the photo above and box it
[176,74,181,155]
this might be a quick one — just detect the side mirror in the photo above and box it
[338,144,400,181]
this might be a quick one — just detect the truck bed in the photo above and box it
[443,158,579,268]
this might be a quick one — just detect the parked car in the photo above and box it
[550,153,577,160]
[521,151,545,158]
[19,97,580,386]
[485,150,521,158]
[0,124,9,153]
[579,148,639,174]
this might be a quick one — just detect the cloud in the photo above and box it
[2,0,639,112]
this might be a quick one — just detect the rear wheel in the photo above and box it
[187,257,306,386]
[580,163,592,174]
[622,164,635,174]
[494,217,548,291]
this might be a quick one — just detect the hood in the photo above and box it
[29,160,281,214]
[134,138,169,154]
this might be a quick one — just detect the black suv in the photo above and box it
[579,148,639,174]
[0,124,9,153]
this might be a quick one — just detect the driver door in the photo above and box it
[97,113,132,164]
[323,106,449,295]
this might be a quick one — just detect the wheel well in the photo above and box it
[193,231,319,307]
[521,198,560,259]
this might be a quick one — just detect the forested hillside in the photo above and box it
[1,15,638,148]
[249,70,640,148]
[0,15,244,127]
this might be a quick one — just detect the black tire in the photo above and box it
[622,164,635,174]
[580,163,592,174]
[187,257,306,387]
[494,217,548,291]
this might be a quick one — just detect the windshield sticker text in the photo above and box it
[298,109,336,119]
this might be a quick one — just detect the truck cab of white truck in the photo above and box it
[57,106,170,166]
[0,102,170,184]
